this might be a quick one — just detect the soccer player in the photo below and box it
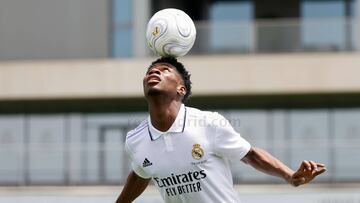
[116,57,326,203]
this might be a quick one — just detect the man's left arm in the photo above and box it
[241,147,326,187]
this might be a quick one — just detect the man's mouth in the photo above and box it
[147,76,161,84]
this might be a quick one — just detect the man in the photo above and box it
[116,57,326,203]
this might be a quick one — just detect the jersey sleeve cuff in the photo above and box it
[238,141,251,160]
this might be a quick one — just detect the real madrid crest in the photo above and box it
[191,144,204,160]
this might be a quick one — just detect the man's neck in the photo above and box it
[148,98,182,132]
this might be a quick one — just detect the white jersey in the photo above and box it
[125,104,251,203]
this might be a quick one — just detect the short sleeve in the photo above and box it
[211,113,251,161]
[125,142,151,179]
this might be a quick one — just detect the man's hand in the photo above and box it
[289,160,326,187]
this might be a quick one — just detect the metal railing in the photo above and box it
[1,139,359,185]
[1,109,360,185]
[190,17,355,55]
[112,17,357,57]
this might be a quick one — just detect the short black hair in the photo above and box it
[149,57,192,103]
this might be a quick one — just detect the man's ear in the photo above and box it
[177,85,186,96]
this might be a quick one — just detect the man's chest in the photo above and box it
[131,132,213,178]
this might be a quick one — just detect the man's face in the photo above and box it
[143,63,186,100]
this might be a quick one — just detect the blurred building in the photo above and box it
[0,0,360,186]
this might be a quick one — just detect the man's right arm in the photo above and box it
[116,171,151,203]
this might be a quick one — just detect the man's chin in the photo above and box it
[146,88,163,97]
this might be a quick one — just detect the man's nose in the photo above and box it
[148,68,161,75]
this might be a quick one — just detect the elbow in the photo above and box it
[241,147,256,164]
[241,146,268,165]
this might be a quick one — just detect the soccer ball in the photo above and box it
[146,8,196,57]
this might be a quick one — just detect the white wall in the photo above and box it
[357,0,360,50]
[0,53,360,100]
[0,0,109,60]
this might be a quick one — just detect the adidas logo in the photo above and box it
[142,158,153,167]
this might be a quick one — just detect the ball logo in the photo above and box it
[152,26,160,36]
[191,144,204,160]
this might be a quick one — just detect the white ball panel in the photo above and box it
[146,8,196,57]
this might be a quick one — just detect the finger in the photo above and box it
[314,167,326,176]
[316,163,325,167]
[317,165,326,170]
[309,160,317,171]
[298,163,306,172]
[302,160,311,171]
